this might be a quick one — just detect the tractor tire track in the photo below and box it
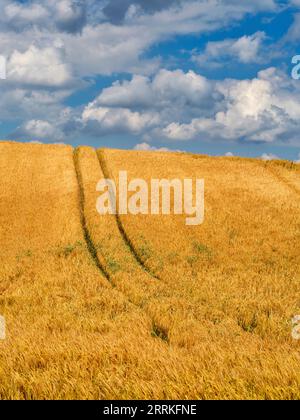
[97,149,160,281]
[73,148,168,344]
[73,148,112,282]
[263,162,300,198]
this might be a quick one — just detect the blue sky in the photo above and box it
[0,0,300,161]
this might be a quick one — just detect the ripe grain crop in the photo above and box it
[0,141,299,400]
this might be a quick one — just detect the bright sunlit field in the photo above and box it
[0,141,299,400]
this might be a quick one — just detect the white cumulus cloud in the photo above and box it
[160,67,300,144]
[134,142,184,152]
[12,119,65,142]
[82,106,159,134]
[193,32,267,67]
[7,45,74,88]
[260,153,280,160]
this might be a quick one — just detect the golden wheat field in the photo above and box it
[0,140,299,400]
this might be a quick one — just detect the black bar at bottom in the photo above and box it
[1,401,204,416]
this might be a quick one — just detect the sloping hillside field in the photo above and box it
[0,141,299,400]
